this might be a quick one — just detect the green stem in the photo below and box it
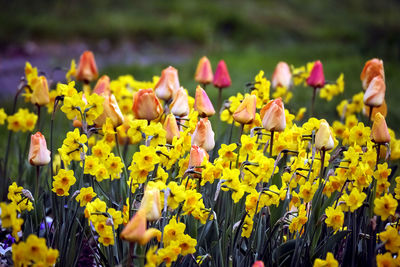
[269,130,274,156]
[311,87,317,117]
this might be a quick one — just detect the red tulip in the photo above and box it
[213,60,231,89]
[306,60,325,88]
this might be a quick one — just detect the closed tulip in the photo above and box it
[213,60,231,89]
[260,98,286,132]
[154,66,180,101]
[371,112,390,144]
[93,75,111,95]
[306,60,325,88]
[315,119,334,151]
[30,76,50,106]
[195,56,213,85]
[94,94,124,127]
[188,145,209,170]
[232,94,257,124]
[76,51,98,82]
[120,209,161,245]
[194,86,215,117]
[271,62,292,89]
[28,132,51,166]
[363,76,386,107]
[139,187,161,221]
[191,117,215,151]
[361,58,384,91]
[132,89,163,121]
[169,87,190,117]
[164,114,180,144]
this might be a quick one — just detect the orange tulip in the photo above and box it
[194,86,215,117]
[164,114,180,144]
[195,56,213,84]
[306,60,325,88]
[94,94,124,127]
[188,145,209,171]
[28,132,51,166]
[132,89,163,121]
[76,51,98,82]
[154,66,180,101]
[213,60,231,89]
[30,76,50,106]
[363,76,385,107]
[371,112,390,144]
[315,119,334,151]
[120,209,161,245]
[93,75,111,95]
[361,58,384,91]
[260,98,286,132]
[191,117,215,151]
[139,187,161,221]
[271,62,292,89]
[232,94,257,124]
[169,87,190,117]
[363,100,387,119]
[252,261,265,267]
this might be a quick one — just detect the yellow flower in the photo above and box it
[24,234,48,263]
[92,140,111,161]
[348,123,371,146]
[52,169,76,196]
[105,153,124,180]
[163,217,186,246]
[374,193,398,220]
[98,228,115,246]
[56,81,77,97]
[218,143,238,162]
[157,241,182,267]
[313,252,338,267]
[166,182,186,209]
[84,155,100,175]
[61,92,86,121]
[325,206,344,232]
[299,181,318,203]
[76,187,97,207]
[340,188,367,212]
[144,122,167,147]
[376,252,396,267]
[0,108,7,124]
[85,93,105,124]
[178,234,197,256]
[7,108,37,132]
[127,119,147,144]
[66,59,76,82]
[379,225,400,253]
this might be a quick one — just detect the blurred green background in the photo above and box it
[1,0,400,126]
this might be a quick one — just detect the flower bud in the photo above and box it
[93,75,111,95]
[315,119,334,151]
[76,51,98,82]
[371,112,390,144]
[252,261,265,267]
[139,187,161,221]
[95,94,124,127]
[191,117,215,151]
[361,58,384,90]
[28,132,51,166]
[213,60,231,89]
[154,66,180,101]
[132,89,163,121]
[363,100,387,119]
[363,76,385,107]
[260,98,286,132]
[232,94,257,124]
[195,56,213,84]
[30,76,50,106]
[306,60,325,88]
[120,209,161,245]
[169,87,190,117]
[188,145,209,175]
[164,114,180,144]
[271,62,292,89]
[194,86,215,117]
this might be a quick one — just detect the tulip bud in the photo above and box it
[363,100,387,120]
[170,87,190,117]
[139,187,161,221]
[188,145,209,170]
[93,75,111,95]
[94,94,124,127]
[306,60,325,88]
[132,89,163,121]
[195,56,213,84]
[361,58,384,91]
[194,86,215,117]
[164,114,180,144]
[76,51,98,82]
[271,62,292,89]
[232,94,257,124]
[363,76,385,107]
[260,98,286,132]
[315,119,334,151]
[191,117,215,151]
[30,76,50,106]
[213,60,231,89]
[154,66,180,101]
[371,112,390,144]
[28,132,51,166]
[252,261,265,267]
[120,209,161,245]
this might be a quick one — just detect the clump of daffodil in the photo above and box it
[7,108,37,132]
[58,128,88,165]
[7,182,34,212]
[52,169,76,196]
[0,202,24,241]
